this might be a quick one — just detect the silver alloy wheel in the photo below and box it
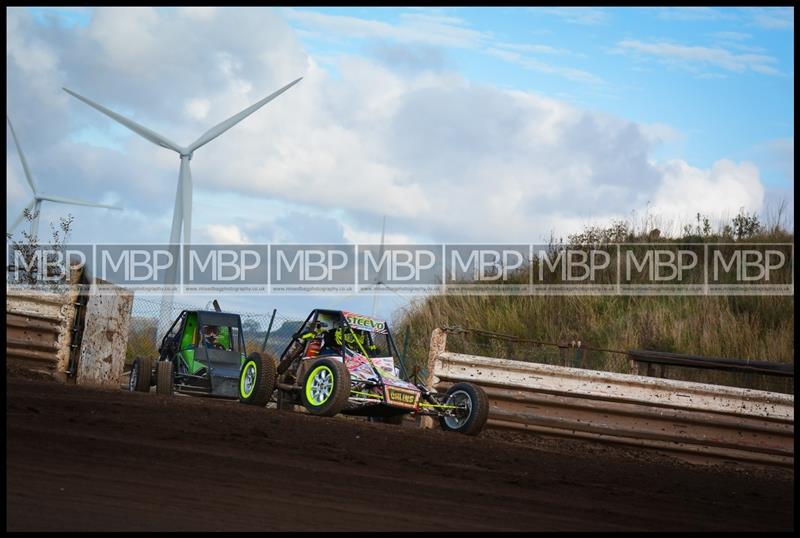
[310,368,333,404]
[243,363,256,395]
[129,361,139,391]
[443,390,472,429]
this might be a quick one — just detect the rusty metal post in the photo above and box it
[260,308,277,353]
[426,328,447,387]
[421,328,448,429]
[574,346,584,369]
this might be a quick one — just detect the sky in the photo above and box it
[6,7,795,322]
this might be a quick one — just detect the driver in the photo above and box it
[335,328,379,356]
[319,328,341,356]
[202,325,225,350]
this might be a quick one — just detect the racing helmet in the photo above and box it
[202,324,219,344]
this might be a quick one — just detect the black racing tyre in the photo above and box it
[438,382,489,436]
[239,352,277,406]
[156,360,174,396]
[129,356,152,393]
[300,358,351,417]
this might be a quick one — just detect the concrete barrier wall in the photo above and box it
[75,281,134,387]
[7,279,133,387]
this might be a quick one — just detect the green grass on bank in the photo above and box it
[392,211,794,390]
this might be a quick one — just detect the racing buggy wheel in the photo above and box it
[239,352,277,406]
[300,357,351,417]
[129,356,152,393]
[439,382,490,436]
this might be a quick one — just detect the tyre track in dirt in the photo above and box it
[6,376,793,531]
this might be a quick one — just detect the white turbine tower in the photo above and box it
[372,214,387,318]
[7,116,123,240]
[63,78,302,334]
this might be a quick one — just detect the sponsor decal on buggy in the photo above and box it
[384,386,419,409]
[343,311,388,334]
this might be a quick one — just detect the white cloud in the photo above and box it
[638,123,683,146]
[177,6,217,21]
[284,8,489,50]
[284,9,601,86]
[617,39,782,76]
[184,98,210,120]
[6,7,779,248]
[493,41,574,56]
[651,159,765,225]
[656,8,733,22]
[341,223,420,245]
[486,48,604,85]
[752,8,794,30]
[709,31,751,42]
[6,160,29,207]
[204,224,249,244]
[540,8,608,26]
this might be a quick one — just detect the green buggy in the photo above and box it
[128,308,275,399]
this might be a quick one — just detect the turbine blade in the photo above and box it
[37,194,123,210]
[188,77,302,152]
[6,117,38,195]
[62,87,184,154]
[180,157,192,245]
[8,199,36,235]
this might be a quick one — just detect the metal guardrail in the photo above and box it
[424,328,794,467]
[6,288,79,381]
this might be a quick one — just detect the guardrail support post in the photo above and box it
[420,328,448,429]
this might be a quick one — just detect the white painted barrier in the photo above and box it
[6,275,133,387]
[425,329,794,467]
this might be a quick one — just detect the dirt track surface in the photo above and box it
[6,375,794,532]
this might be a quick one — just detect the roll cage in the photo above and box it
[276,309,408,380]
[159,310,246,395]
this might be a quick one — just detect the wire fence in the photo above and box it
[126,297,303,367]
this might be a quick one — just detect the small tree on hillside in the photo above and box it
[731,208,762,240]
[6,211,75,289]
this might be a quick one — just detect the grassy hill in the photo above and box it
[392,211,794,387]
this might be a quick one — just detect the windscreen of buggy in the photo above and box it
[340,328,393,359]
[198,323,242,353]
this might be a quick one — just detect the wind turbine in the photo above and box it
[62,77,302,247]
[7,116,122,240]
[63,78,302,336]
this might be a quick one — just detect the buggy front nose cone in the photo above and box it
[210,375,240,398]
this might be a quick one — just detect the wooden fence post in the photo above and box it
[421,328,448,429]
